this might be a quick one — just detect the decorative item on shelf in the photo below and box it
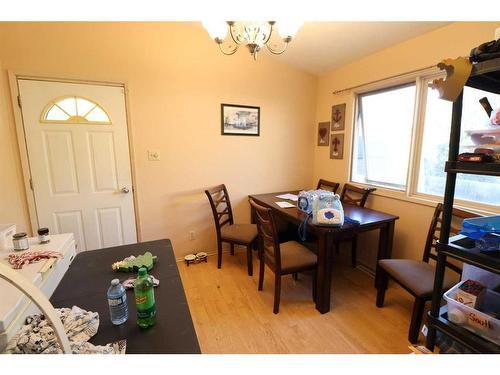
[221,103,260,136]
[202,21,302,60]
[184,252,208,266]
[111,252,157,272]
[330,133,344,160]
[431,57,472,102]
[331,103,346,131]
[458,152,494,163]
[317,122,330,146]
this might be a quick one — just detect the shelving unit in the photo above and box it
[425,57,500,353]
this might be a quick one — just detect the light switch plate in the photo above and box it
[148,150,160,161]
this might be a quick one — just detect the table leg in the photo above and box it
[374,220,395,289]
[315,231,333,314]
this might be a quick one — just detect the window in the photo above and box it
[41,96,111,124]
[351,72,500,209]
[352,84,416,190]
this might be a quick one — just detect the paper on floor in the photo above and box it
[275,201,295,209]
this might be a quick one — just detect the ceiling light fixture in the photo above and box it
[202,21,302,60]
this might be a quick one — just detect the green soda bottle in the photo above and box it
[134,267,156,328]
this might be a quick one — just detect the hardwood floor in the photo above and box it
[178,249,423,354]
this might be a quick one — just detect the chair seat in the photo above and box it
[220,224,258,244]
[279,241,317,273]
[379,259,459,298]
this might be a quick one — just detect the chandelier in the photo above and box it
[202,21,302,59]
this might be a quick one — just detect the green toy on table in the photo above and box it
[111,251,157,272]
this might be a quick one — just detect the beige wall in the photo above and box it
[314,22,500,269]
[0,22,317,257]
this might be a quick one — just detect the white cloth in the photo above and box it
[5,306,126,354]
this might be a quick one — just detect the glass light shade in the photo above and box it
[202,21,228,40]
[276,20,302,38]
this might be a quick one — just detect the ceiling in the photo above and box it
[274,22,451,75]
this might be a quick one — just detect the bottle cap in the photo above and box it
[111,279,120,286]
[138,267,147,276]
[37,227,49,235]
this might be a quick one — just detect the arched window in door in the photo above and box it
[41,96,111,124]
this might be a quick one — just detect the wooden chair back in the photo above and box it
[205,184,234,239]
[316,179,340,193]
[422,203,479,274]
[249,199,281,272]
[340,183,376,207]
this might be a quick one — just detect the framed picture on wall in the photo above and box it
[331,103,346,131]
[221,103,260,136]
[330,133,344,159]
[317,122,330,146]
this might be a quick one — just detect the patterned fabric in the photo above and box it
[5,306,126,354]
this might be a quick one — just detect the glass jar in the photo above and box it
[13,232,29,251]
[37,227,50,244]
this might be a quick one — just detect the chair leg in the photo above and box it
[273,274,281,314]
[409,298,426,344]
[292,272,298,280]
[312,269,317,302]
[246,245,253,276]
[351,236,358,268]
[258,253,265,291]
[376,269,388,307]
[230,243,235,256]
[217,241,222,269]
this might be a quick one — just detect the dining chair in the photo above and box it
[205,184,258,276]
[337,183,377,267]
[376,203,478,343]
[316,179,340,193]
[249,198,317,314]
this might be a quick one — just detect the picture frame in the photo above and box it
[317,122,330,146]
[331,103,346,131]
[221,103,260,136]
[330,133,344,159]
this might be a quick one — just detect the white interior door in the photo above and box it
[18,79,137,251]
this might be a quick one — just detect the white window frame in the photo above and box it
[349,67,500,216]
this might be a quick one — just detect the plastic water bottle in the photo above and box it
[107,279,128,325]
[134,267,156,328]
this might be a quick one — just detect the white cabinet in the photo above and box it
[0,233,76,351]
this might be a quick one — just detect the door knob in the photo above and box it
[121,187,130,194]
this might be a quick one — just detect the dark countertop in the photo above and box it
[51,239,201,354]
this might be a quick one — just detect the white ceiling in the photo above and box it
[274,22,450,75]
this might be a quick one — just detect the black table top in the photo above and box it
[50,239,201,354]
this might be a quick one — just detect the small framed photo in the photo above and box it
[317,122,330,146]
[330,134,344,159]
[331,103,346,131]
[221,104,260,136]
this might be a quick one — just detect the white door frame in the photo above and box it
[8,72,142,241]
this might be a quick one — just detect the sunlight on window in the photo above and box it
[417,85,499,206]
[42,96,111,124]
[352,84,416,190]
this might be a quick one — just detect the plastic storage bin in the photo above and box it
[461,215,500,239]
[444,281,500,345]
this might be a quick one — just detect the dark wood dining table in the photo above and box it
[249,191,399,314]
